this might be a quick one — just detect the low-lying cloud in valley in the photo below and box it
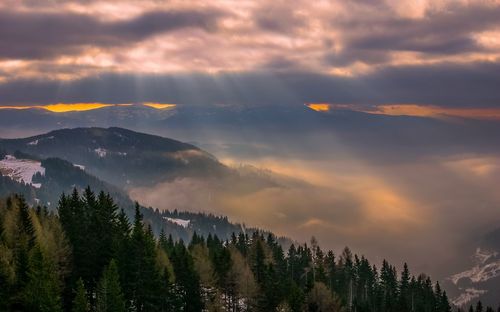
[129,133,500,279]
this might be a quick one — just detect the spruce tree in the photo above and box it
[17,195,35,247]
[72,278,89,312]
[477,301,484,312]
[171,241,202,312]
[96,260,126,312]
[22,246,62,312]
[398,263,411,311]
[126,203,164,311]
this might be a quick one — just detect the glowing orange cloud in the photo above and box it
[306,103,331,112]
[43,103,114,112]
[366,104,500,120]
[0,103,146,113]
[304,103,500,120]
[143,103,176,109]
[0,103,115,112]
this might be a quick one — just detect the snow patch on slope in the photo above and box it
[452,288,488,307]
[0,155,45,188]
[450,248,500,284]
[74,164,85,170]
[163,217,190,228]
[27,136,54,146]
[449,248,500,306]
[94,148,107,157]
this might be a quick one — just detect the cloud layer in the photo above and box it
[1,0,500,88]
[2,63,500,108]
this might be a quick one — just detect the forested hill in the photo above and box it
[0,151,260,243]
[0,189,455,312]
[0,127,228,188]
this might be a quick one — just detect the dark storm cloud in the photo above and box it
[323,49,391,67]
[253,4,306,34]
[0,9,224,59]
[325,4,500,66]
[1,60,500,108]
[329,2,500,64]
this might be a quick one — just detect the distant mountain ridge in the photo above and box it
[0,127,228,188]
[3,104,500,164]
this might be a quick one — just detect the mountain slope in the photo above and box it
[447,228,500,308]
[0,152,257,243]
[0,127,228,188]
[0,128,284,243]
[0,153,132,210]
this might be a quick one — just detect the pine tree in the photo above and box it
[398,263,411,311]
[159,268,183,311]
[96,260,126,312]
[477,301,484,312]
[126,203,164,311]
[252,238,267,285]
[22,246,62,312]
[12,195,38,309]
[171,241,203,312]
[72,278,89,312]
[17,195,35,247]
[440,291,452,312]
[91,192,120,274]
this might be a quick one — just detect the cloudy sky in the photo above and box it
[1,0,500,117]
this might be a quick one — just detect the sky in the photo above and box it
[1,0,500,117]
[1,0,500,286]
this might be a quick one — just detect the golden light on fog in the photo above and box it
[306,103,331,112]
[219,157,423,234]
[143,103,177,110]
[445,156,500,178]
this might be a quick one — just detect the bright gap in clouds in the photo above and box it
[142,103,177,110]
[306,103,500,120]
[0,103,177,112]
[306,103,331,112]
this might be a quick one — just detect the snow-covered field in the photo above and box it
[0,155,45,188]
[163,217,190,228]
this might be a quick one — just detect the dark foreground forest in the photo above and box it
[0,188,458,311]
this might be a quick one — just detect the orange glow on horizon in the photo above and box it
[306,103,331,112]
[43,103,113,112]
[366,104,500,120]
[143,103,177,109]
[0,103,116,112]
[0,103,167,113]
[0,106,33,110]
